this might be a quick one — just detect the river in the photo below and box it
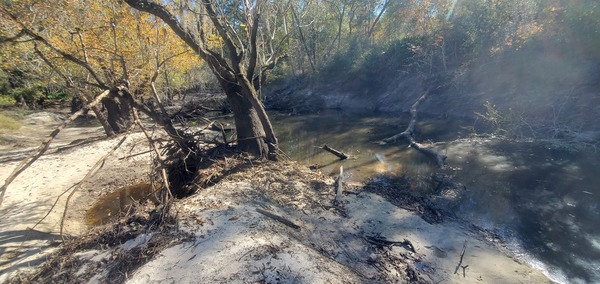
[272,110,600,284]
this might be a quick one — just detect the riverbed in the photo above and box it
[272,110,600,284]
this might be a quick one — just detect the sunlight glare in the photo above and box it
[446,0,459,20]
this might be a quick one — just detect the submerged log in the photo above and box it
[320,145,349,160]
[380,92,447,168]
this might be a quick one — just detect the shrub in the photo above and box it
[0,95,16,107]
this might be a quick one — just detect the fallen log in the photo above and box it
[380,92,447,168]
[320,145,348,160]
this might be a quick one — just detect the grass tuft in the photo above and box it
[0,113,20,130]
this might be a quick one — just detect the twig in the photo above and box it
[255,208,300,230]
[118,149,154,160]
[454,240,468,274]
[131,108,172,205]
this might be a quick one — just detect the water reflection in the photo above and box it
[85,183,157,226]
[445,140,600,283]
[272,111,466,183]
[273,110,600,283]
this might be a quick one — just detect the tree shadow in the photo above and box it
[443,140,600,282]
[0,229,61,275]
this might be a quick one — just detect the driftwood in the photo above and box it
[0,90,112,206]
[256,208,301,230]
[131,107,172,204]
[380,92,447,168]
[320,145,348,160]
[364,235,416,253]
[335,166,344,202]
[454,240,468,275]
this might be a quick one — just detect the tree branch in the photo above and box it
[0,28,27,43]
[247,5,261,82]
[0,7,108,89]
[203,1,244,74]
[123,0,235,81]
[381,92,447,168]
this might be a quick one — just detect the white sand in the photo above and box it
[0,112,553,283]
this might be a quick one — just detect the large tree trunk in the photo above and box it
[101,92,133,135]
[224,84,269,158]
[123,0,280,159]
[90,105,116,137]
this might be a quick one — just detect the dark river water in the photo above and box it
[272,110,600,284]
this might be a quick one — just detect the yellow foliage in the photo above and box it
[1,0,200,94]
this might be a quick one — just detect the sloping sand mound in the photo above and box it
[12,161,552,283]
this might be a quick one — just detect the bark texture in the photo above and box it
[124,0,280,159]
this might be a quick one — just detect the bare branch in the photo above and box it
[0,7,108,89]
[34,43,74,87]
[204,1,243,73]
[0,28,27,43]
[247,4,261,82]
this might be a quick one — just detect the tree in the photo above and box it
[124,0,285,159]
[0,0,198,136]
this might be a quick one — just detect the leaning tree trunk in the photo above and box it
[89,105,116,137]
[76,93,117,137]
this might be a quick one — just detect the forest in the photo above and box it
[1,0,599,283]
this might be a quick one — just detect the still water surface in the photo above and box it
[273,111,600,284]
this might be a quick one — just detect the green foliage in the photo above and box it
[0,94,16,107]
[45,90,69,100]
[317,36,427,95]
[9,86,44,102]
[561,0,600,60]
